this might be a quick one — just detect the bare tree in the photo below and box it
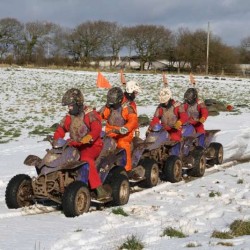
[0,18,23,61]
[66,20,111,66]
[124,25,172,70]
[22,21,53,63]
[238,36,250,64]
[104,22,126,68]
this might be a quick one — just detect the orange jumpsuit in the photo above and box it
[100,98,138,171]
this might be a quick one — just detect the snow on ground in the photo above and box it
[0,67,250,250]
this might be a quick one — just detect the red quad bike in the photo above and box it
[5,136,130,217]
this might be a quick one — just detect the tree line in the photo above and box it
[0,18,249,74]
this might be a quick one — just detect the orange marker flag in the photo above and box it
[96,71,112,88]
[120,69,126,85]
[162,72,168,86]
[189,73,196,86]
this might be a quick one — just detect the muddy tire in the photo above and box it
[5,174,34,209]
[188,148,206,177]
[139,158,159,188]
[162,155,182,183]
[107,173,130,206]
[207,142,223,166]
[62,181,91,217]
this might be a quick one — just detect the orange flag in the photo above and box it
[189,73,196,86]
[120,69,126,85]
[162,72,168,86]
[96,71,112,88]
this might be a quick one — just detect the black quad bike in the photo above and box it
[5,136,130,217]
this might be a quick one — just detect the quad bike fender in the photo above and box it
[102,165,126,184]
[97,149,126,182]
[205,129,221,147]
[24,155,42,167]
[39,160,87,175]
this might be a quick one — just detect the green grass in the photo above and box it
[118,235,144,250]
[112,207,129,217]
[161,227,187,238]
[211,219,250,239]
[209,191,222,197]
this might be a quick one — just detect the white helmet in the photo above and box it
[159,87,172,103]
[125,80,141,94]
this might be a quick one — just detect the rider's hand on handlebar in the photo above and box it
[119,127,129,135]
[174,120,182,130]
[80,134,93,144]
[199,117,206,123]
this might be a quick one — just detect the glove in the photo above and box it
[174,120,182,130]
[199,117,206,123]
[119,126,129,135]
[80,134,93,144]
[67,139,82,147]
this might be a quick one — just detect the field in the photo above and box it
[0,67,250,250]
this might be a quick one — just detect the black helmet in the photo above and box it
[62,88,84,106]
[106,87,124,108]
[184,88,198,105]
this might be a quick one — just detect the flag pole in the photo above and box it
[206,21,210,75]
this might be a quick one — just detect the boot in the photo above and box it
[96,186,110,201]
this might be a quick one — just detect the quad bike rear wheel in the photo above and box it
[207,142,223,166]
[162,155,182,183]
[62,181,91,217]
[5,174,34,208]
[188,147,206,177]
[138,158,159,188]
[107,172,130,206]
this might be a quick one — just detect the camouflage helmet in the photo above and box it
[184,88,198,105]
[107,87,124,106]
[62,88,84,106]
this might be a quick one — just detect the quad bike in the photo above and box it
[136,124,208,184]
[182,124,223,168]
[131,125,181,184]
[5,136,130,218]
[101,129,160,189]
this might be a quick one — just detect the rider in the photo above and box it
[53,88,109,201]
[183,88,208,147]
[148,87,188,155]
[123,80,141,137]
[99,87,138,174]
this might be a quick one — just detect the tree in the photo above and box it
[124,25,172,70]
[0,18,23,62]
[66,20,111,66]
[238,36,250,64]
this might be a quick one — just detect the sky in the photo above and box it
[0,68,250,249]
[0,0,250,46]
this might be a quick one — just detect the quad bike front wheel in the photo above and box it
[207,142,223,166]
[5,174,34,209]
[162,155,182,183]
[138,158,159,188]
[62,181,91,217]
[188,147,206,177]
[107,173,130,206]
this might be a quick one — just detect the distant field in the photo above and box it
[0,67,249,143]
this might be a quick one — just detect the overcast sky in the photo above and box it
[0,0,249,46]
